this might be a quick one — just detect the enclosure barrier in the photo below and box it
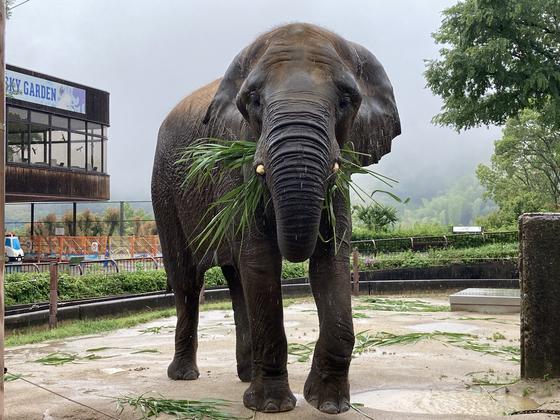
[351,231,517,255]
[5,256,163,276]
[12,231,516,263]
[17,235,161,261]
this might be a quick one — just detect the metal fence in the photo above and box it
[350,231,517,256]
[5,256,164,275]
[16,235,161,261]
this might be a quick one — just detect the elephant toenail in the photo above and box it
[263,401,279,412]
[319,401,339,414]
[280,398,295,411]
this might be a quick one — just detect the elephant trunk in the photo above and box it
[265,106,331,262]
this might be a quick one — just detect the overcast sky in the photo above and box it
[6,0,500,201]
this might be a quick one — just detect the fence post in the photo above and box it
[352,248,360,296]
[119,201,125,236]
[49,263,58,329]
[519,213,560,379]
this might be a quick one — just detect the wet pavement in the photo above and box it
[5,295,560,419]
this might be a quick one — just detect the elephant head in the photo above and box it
[203,23,400,262]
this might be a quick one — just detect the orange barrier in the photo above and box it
[19,235,161,260]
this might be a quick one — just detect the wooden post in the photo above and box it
[352,248,360,296]
[49,263,58,329]
[519,213,560,378]
[0,1,6,415]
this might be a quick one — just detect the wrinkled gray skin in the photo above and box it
[151,23,400,414]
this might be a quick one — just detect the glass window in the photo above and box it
[7,107,27,122]
[30,123,48,165]
[102,126,108,139]
[7,117,29,164]
[51,129,68,143]
[52,115,68,129]
[102,139,107,172]
[70,119,86,133]
[51,142,68,168]
[88,139,102,171]
[50,128,68,167]
[70,138,86,169]
[7,132,26,163]
[30,111,49,126]
[87,122,102,137]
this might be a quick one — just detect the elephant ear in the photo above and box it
[349,42,401,166]
[202,48,248,125]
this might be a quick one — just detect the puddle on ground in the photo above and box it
[352,388,538,416]
[408,322,479,334]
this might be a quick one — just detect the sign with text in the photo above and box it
[5,69,86,114]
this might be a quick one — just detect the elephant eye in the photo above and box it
[249,91,261,108]
[339,94,352,109]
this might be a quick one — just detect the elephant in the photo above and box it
[151,23,400,414]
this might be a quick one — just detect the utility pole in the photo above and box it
[1,1,7,416]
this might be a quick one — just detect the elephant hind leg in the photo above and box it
[155,203,203,380]
[167,271,203,380]
[221,265,252,382]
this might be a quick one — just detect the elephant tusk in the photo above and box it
[333,162,340,173]
[256,164,266,175]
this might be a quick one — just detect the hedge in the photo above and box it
[5,263,309,307]
[352,231,517,255]
[5,270,167,307]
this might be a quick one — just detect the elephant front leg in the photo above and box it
[304,244,355,414]
[239,243,296,413]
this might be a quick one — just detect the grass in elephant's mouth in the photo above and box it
[177,138,399,253]
[116,394,242,419]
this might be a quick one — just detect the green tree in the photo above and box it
[425,0,560,129]
[401,175,495,226]
[476,109,560,225]
[103,208,120,236]
[353,204,399,232]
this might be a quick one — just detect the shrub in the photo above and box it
[5,270,168,307]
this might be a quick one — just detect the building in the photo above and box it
[5,64,110,202]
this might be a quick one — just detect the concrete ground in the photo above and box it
[5,295,560,419]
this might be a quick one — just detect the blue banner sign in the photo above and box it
[5,69,86,114]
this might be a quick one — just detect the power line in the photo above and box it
[7,0,31,11]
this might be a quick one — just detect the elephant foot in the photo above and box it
[304,368,350,414]
[167,357,199,380]
[243,377,296,412]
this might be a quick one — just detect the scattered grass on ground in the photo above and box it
[466,370,519,386]
[287,342,316,362]
[354,297,449,312]
[33,351,111,366]
[116,395,241,420]
[288,330,520,363]
[6,298,303,348]
[3,373,22,382]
